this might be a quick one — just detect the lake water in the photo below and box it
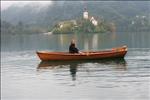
[1,32,150,100]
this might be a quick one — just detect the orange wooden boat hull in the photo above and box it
[36,45,127,61]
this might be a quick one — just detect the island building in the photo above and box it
[83,8,98,26]
[83,8,89,19]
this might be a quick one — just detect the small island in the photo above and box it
[51,8,116,34]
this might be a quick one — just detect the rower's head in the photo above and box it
[71,39,76,47]
[71,39,75,44]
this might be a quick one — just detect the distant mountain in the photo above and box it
[1,1,150,32]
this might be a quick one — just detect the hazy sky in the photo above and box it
[1,1,52,10]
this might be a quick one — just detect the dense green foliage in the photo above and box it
[1,1,150,35]
[52,21,75,34]
[1,20,48,35]
[77,19,109,33]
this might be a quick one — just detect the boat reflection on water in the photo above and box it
[37,59,127,81]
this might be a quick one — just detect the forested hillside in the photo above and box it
[1,1,150,35]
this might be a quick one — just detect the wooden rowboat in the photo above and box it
[36,45,127,61]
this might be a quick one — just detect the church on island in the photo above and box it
[83,8,98,26]
[58,8,99,29]
[51,7,111,34]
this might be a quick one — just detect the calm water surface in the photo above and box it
[1,32,150,100]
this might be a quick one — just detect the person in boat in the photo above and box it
[69,39,79,53]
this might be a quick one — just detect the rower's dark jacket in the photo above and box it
[69,44,79,53]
